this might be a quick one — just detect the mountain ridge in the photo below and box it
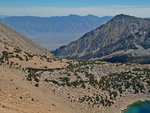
[52,14,150,62]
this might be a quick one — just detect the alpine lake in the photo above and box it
[123,101,150,113]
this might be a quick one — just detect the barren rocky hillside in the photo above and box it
[0,21,78,113]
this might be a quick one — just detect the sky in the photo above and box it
[0,0,150,17]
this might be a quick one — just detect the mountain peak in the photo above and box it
[108,14,141,25]
[113,14,138,20]
[68,14,80,17]
[115,14,128,17]
[86,14,97,17]
[115,14,131,17]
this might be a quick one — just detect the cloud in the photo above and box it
[0,6,150,17]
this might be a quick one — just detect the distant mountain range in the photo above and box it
[0,14,113,50]
[0,15,8,18]
[53,14,150,63]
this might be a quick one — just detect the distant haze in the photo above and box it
[0,15,113,50]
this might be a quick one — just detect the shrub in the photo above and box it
[14,48,22,53]
[35,83,39,87]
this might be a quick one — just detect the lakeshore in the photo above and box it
[101,94,150,113]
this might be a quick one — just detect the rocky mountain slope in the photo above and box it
[0,15,112,50]
[0,20,79,113]
[53,14,150,62]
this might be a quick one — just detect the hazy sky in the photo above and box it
[0,0,150,17]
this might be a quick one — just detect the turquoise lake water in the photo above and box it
[123,102,150,113]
